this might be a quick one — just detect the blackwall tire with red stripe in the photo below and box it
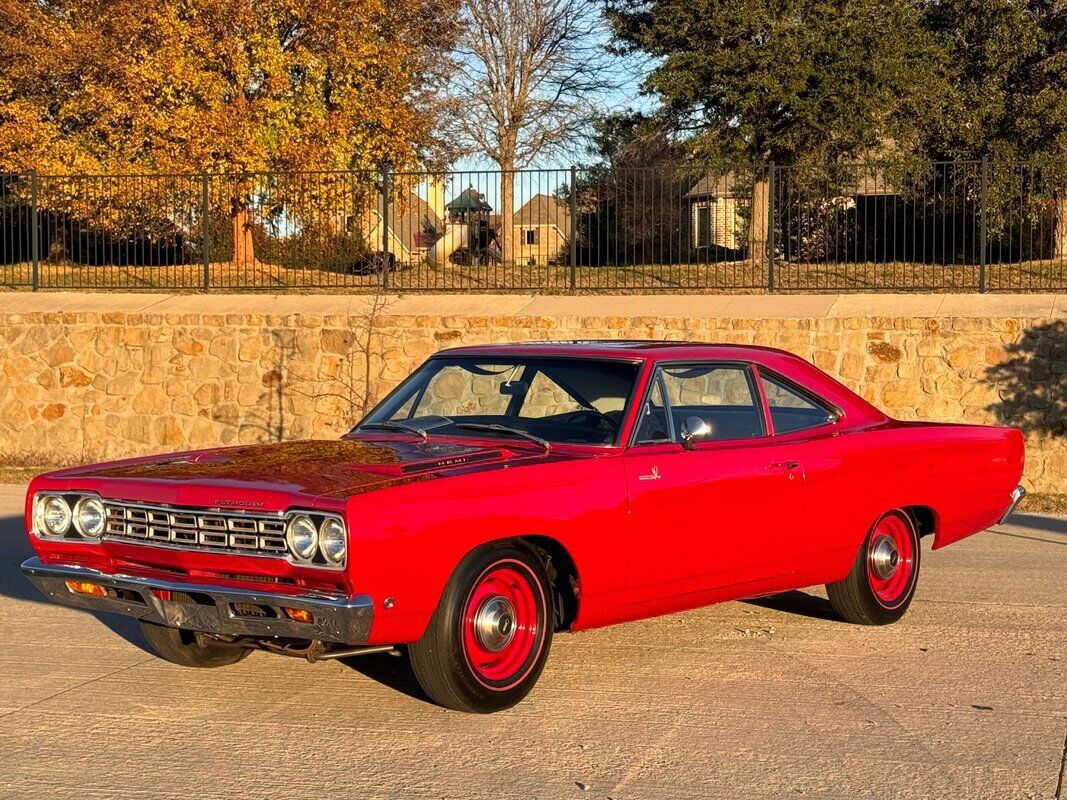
[409,540,553,713]
[826,510,921,626]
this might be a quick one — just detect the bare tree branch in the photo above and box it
[439,0,620,260]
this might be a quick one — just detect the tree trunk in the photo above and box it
[1055,193,1067,262]
[500,168,515,266]
[750,175,770,264]
[47,219,69,263]
[231,203,255,265]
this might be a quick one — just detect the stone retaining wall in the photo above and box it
[1,311,1063,492]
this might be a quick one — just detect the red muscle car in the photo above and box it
[22,341,1025,712]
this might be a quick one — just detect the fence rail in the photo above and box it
[1,160,1064,292]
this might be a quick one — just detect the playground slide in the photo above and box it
[426,223,469,268]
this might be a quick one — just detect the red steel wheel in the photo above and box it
[827,510,921,625]
[409,541,554,712]
[461,561,546,690]
[865,513,916,609]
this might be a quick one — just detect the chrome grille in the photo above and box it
[104,501,287,558]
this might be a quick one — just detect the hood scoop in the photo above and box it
[400,449,505,474]
[351,448,507,477]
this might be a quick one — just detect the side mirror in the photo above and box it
[680,416,711,449]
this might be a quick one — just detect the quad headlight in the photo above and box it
[285,512,346,567]
[319,518,347,565]
[73,496,106,538]
[286,515,319,561]
[34,494,72,536]
[32,492,106,540]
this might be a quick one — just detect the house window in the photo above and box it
[695,204,712,247]
[525,229,539,245]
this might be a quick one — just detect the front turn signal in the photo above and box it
[65,580,107,598]
[284,607,314,624]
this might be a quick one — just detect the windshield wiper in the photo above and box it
[356,421,428,442]
[454,423,551,453]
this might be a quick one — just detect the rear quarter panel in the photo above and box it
[799,421,1024,584]
[345,454,628,645]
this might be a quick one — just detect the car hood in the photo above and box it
[47,437,536,507]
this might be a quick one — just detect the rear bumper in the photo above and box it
[998,485,1026,525]
[21,557,373,644]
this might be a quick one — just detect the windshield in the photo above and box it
[357,356,641,446]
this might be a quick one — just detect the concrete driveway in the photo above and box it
[0,483,1063,799]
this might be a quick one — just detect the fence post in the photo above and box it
[569,165,577,291]
[30,171,39,290]
[380,162,392,290]
[767,161,776,293]
[201,173,210,291]
[979,156,989,293]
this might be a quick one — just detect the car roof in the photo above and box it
[436,340,797,363]
[434,340,888,426]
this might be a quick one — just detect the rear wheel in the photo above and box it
[409,541,553,713]
[139,621,251,667]
[826,510,920,625]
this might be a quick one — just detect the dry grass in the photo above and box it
[1022,492,1067,515]
[2,258,1065,293]
[0,467,46,485]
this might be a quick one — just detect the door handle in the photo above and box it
[768,460,800,470]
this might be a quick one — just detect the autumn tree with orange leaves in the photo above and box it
[0,0,458,265]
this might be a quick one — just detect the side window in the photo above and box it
[761,374,834,434]
[635,377,672,443]
[658,364,765,441]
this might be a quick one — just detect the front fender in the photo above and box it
[345,456,628,644]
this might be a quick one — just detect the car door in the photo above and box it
[622,361,806,597]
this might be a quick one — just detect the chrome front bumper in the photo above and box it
[21,557,373,644]
[998,485,1026,525]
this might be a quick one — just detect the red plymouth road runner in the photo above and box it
[23,341,1025,712]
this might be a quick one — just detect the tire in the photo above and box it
[139,621,251,668]
[826,510,921,625]
[409,541,554,713]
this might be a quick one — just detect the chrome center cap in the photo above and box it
[473,596,516,652]
[869,535,899,580]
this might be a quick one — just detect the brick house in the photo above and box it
[685,173,746,252]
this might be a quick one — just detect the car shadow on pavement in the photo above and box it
[338,648,433,704]
[0,513,152,654]
[741,589,842,622]
[1003,513,1067,535]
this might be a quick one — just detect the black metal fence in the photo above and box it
[1,160,1064,292]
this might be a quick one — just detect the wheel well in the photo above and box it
[519,535,580,632]
[901,505,937,538]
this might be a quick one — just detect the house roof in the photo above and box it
[515,194,570,229]
[685,173,741,199]
[447,187,493,213]
[372,192,442,253]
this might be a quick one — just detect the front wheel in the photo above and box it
[826,510,921,625]
[139,621,251,667]
[409,541,553,712]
